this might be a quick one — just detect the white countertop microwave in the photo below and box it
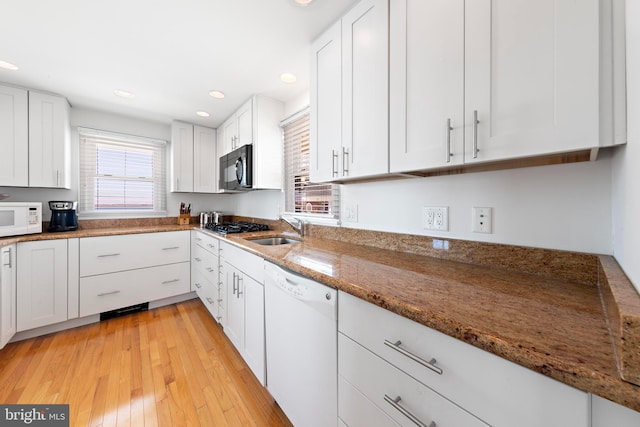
[0,202,43,237]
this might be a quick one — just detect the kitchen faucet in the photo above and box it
[280,216,305,237]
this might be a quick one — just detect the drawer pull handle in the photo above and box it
[384,395,435,427]
[194,257,202,262]
[384,340,443,375]
[206,297,215,304]
[206,267,214,273]
[162,279,180,285]
[98,290,121,297]
[162,246,180,250]
[194,282,202,289]
[207,244,215,248]
[97,253,120,258]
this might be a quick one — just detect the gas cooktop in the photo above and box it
[205,221,270,235]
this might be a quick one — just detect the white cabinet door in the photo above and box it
[193,125,217,193]
[28,91,70,188]
[342,0,389,179]
[0,245,17,349]
[0,84,28,187]
[222,116,237,154]
[310,21,342,183]
[592,395,640,427]
[236,99,253,147]
[224,262,244,352]
[390,0,464,172]
[17,240,68,331]
[464,0,601,163]
[243,274,265,385]
[170,121,194,192]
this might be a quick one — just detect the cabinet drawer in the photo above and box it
[80,231,190,277]
[219,241,263,283]
[192,244,218,283]
[80,262,190,316]
[192,230,219,253]
[339,291,588,427]
[339,333,488,427]
[339,376,400,427]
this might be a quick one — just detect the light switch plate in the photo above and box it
[344,203,358,222]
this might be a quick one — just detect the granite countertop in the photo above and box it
[2,221,639,411]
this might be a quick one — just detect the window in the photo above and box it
[282,108,339,220]
[79,128,167,217]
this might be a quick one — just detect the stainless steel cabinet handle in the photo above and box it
[217,298,223,303]
[162,279,180,285]
[206,297,215,304]
[3,247,12,268]
[445,119,453,163]
[176,178,180,190]
[236,276,243,298]
[384,340,443,375]
[56,170,60,187]
[332,150,339,177]
[162,246,180,250]
[207,243,215,249]
[472,110,480,159]
[384,395,435,427]
[206,267,214,273]
[342,147,349,176]
[194,282,202,289]
[194,257,202,262]
[98,290,121,297]
[232,272,238,295]
[97,253,121,258]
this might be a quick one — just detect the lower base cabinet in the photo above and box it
[17,240,69,331]
[79,262,190,316]
[591,395,640,426]
[0,245,16,348]
[338,291,589,427]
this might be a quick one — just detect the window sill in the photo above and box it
[282,213,341,227]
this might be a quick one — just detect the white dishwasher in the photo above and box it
[264,261,338,427]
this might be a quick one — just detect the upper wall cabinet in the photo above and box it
[389,0,626,174]
[170,121,217,193]
[0,85,28,186]
[218,95,284,190]
[0,84,71,188]
[310,0,389,183]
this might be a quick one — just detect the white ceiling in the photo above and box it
[0,0,359,128]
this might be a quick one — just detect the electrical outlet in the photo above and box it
[344,203,358,222]
[472,207,492,233]
[423,207,449,231]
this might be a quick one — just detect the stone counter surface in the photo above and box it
[1,218,639,411]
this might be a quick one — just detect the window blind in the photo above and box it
[78,128,167,216]
[282,109,339,218]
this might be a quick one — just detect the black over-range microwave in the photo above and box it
[220,144,253,191]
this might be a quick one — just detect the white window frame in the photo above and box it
[78,127,167,218]
[282,108,340,226]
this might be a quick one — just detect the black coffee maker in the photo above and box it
[48,201,78,232]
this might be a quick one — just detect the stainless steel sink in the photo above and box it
[248,236,301,246]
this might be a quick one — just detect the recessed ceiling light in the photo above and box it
[209,90,225,99]
[294,0,314,5]
[0,60,19,71]
[280,72,297,84]
[114,89,135,99]
[196,111,210,117]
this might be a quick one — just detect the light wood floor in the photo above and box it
[0,299,293,427]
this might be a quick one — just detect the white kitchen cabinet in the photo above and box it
[390,0,625,173]
[220,240,265,385]
[17,240,68,331]
[218,95,284,190]
[191,230,223,323]
[0,245,17,349]
[339,291,589,427]
[341,0,389,179]
[0,84,28,187]
[591,395,640,427]
[28,91,71,188]
[310,0,389,182]
[170,122,217,193]
[310,21,342,183]
[170,121,194,192]
[193,125,217,193]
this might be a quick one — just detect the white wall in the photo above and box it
[612,2,640,292]
[341,156,612,254]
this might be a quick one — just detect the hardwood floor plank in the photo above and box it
[0,299,292,427]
